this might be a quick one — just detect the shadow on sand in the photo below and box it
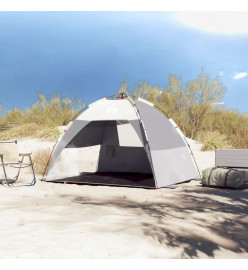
[69,184,248,258]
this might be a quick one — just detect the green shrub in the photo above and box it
[0,92,84,141]
[196,131,232,151]
[129,70,248,149]
[25,93,84,126]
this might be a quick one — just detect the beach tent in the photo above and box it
[45,93,200,188]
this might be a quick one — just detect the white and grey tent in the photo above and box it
[45,93,200,188]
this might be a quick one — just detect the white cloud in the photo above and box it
[233,72,247,80]
[175,12,248,35]
[218,71,224,77]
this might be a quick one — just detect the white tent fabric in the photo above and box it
[78,99,139,121]
[45,96,200,188]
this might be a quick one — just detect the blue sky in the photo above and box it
[0,11,247,113]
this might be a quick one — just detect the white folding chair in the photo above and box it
[0,140,36,186]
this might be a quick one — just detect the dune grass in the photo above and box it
[0,123,61,141]
[0,93,84,141]
[32,148,52,175]
[196,130,232,151]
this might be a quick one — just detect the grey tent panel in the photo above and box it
[135,100,199,188]
[66,121,119,148]
[101,121,119,145]
[134,100,185,150]
[97,146,152,173]
[151,147,198,186]
[48,120,89,169]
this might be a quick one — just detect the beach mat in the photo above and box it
[47,172,155,188]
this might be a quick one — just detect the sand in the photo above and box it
[0,138,247,259]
